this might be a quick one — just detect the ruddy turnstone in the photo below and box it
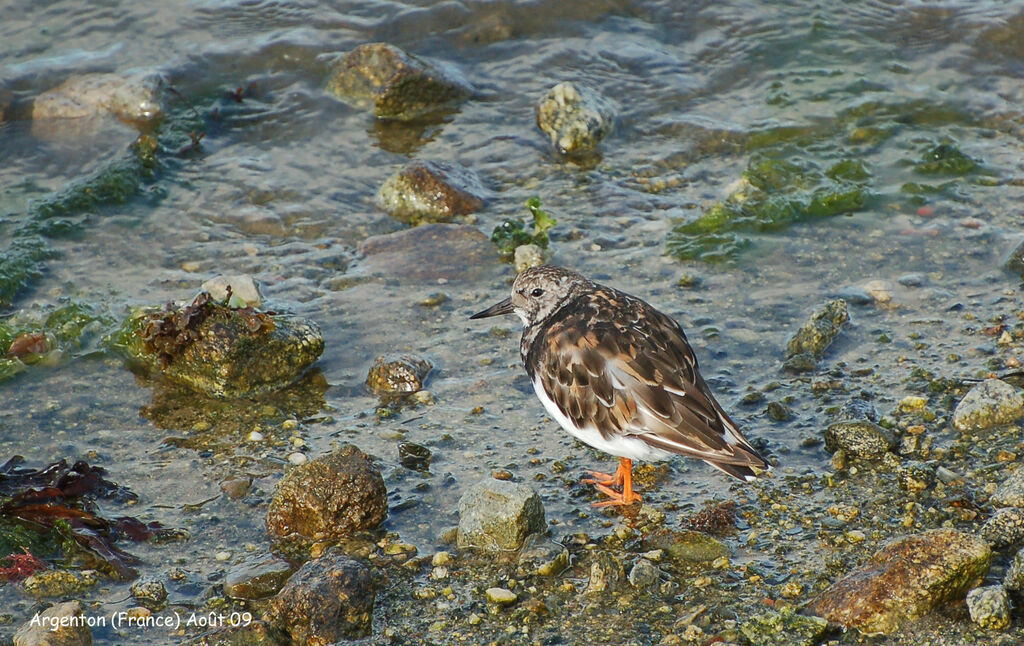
[471,265,770,507]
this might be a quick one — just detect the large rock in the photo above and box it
[354,223,501,284]
[266,445,387,542]
[803,529,991,635]
[784,299,849,371]
[268,551,375,643]
[535,82,615,155]
[377,160,486,225]
[991,466,1024,508]
[14,600,92,646]
[326,42,472,120]
[951,379,1024,432]
[457,479,545,551]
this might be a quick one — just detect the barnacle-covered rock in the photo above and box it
[536,82,615,155]
[377,160,486,225]
[366,353,432,396]
[111,292,323,398]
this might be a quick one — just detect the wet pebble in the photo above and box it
[517,534,569,577]
[862,280,892,304]
[268,550,375,641]
[287,452,307,466]
[897,273,926,287]
[837,285,873,305]
[980,507,1024,549]
[513,243,546,274]
[223,554,295,600]
[966,585,1011,630]
[485,587,517,605]
[990,466,1024,508]
[951,379,1024,432]
[398,442,432,470]
[200,274,261,307]
[13,600,91,646]
[457,479,545,551]
[129,578,167,609]
[220,477,252,499]
[740,609,828,646]
[535,81,615,155]
[627,558,661,588]
[785,299,849,362]
[378,160,486,225]
[366,354,432,395]
[22,570,98,598]
[824,421,894,459]
[586,552,625,594]
[804,529,991,635]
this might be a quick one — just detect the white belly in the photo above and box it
[531,378,672,462]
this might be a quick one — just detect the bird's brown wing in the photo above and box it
[534,301,767,470]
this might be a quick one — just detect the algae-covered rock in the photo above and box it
[365,354,432,396]
[535,82,616,155]
[457,479,545,551]
[22,570,99,598]
[112,292,323,399]
[13,600,92,646]
[378,160,486,225]
[268,551,375,643]
[326,42,472,120]
[783,299,848,372]
[129,577,167,610]
[585,551,625,594]
[804,529,991,635]
[966,585,1010,630]
[740,608,828,646]
[265,445,387,543]
[1003,547,1024,591]
[951,379,1024,432]
[824,420,895,459]
[643,528,729,564]
[913,143,980,176]
[667,157,871,262]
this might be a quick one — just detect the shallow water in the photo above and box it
[2,0,1024,643]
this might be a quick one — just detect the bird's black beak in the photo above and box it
[470,297,514,319]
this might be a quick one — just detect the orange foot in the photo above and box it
[582,457,641,507]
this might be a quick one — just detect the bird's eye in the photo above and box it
[531,288,544,297]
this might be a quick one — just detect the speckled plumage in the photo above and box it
[471,266,769,504]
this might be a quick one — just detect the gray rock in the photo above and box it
[535,82,615,155]
[1003,547,1024,591]
[991,467,1024,508]
[824,421,895,459]
[265,445,387,543]
[355,223,502,285]
[377,160,486,225]
[457,479,545,551]
[1002,237,1024,277]
[952,379,1024,432]
[897,273,926,287]
[803,529,991,635]
[517,534,569,577]
[836,285,873,305]
[585,552,625,594]
[129,578,167,609]
[785,299,849,361]
[326,42,472,120]
[627,558,661,588]
[31,70,165,125]
[223,554,295,600]
[966,585,1011,630]
[741,609,828,646]
[268,551,375,642]
[838,399,878,423]
[14,600,92,646]
[981,507,1024,549]
[200,274,262,308]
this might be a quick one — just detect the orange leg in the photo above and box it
[582,457,641,507]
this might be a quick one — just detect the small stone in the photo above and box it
[991,467,1024,508]
[287,452,307,466]
[644,529,729,564]
[862,280,892,304]
[223,554,295,600]
[378,160,486,225]
[216,551,232,562]
[485,587,517,605]
[535,82,616,155]
[431,551,453,567]
[586,552,625,594]
[897,273,926,287]
[13,600,92,646]
[981,507,1024,549]
[398,442,432,470]
[740,609,828,646]
[628,559,661,588]
[1004,548,1024,591]
[129,578,167,609]
[824,421,895,459]
[785,299,849,361]
[513,243,546,274]
[966,585,1011,630]
[366,354,432,395]
[952,379,1024,432]
[517,534,569,577]
[220,477,252,500]
[457,480,545,551]
[418,292,449,307]
[766,401,793,422]
[897,395,928,413]
[248,430,264,442]
[200,274,262,307]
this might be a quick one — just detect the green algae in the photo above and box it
[914,143,981,176]
[0,301,116,384]
[667,156,871,262]
[491,197,557,262]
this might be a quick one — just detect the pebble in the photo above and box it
[952,379,1024,432]
[457,480,545,551]
[287,452,308,466]
[897,273,926,287]
[485,587,517,605]
[823,420,895,459]
[981,507,1024,549]
[991,467,1024,508]
[247,430,264,442]
[966,585,1011,630]
[215,551,232,562]
[200,274,262,307]
[432,552,453,567]
[628,559,661,588]
[13,600,92,646]
[862,279,892,304]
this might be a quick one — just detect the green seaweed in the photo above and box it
[914,143,980,176]
[491,197,558,261]
[667,156,871,262]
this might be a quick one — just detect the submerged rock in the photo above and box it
[223,554,295,600]
[265,445,387,543]
[966,585,1010,630]
[740,608,828,646]
[803,529,991,635]
[457,479,545,551]
[29,70,165,126]
[784,299,849,371]
[951,379,1024,432]
[129,577,167,610]
[517,534,569,577]
[643,528,729,564]
[980,507,1024,549]
[268,551,375,642]
[13,600,92,646]
[536,82,615,155]
[22,570,98,598]
[355,223,501,284]
[326,42,472,120]
[1002,237,1024,277]
[366,354,432,396]
[113,292,323,399]
[377,160,486,225]
[823,420,895,459]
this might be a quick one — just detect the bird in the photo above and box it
[470,265,770,507]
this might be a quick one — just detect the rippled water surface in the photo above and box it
[3,0,1024,643]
